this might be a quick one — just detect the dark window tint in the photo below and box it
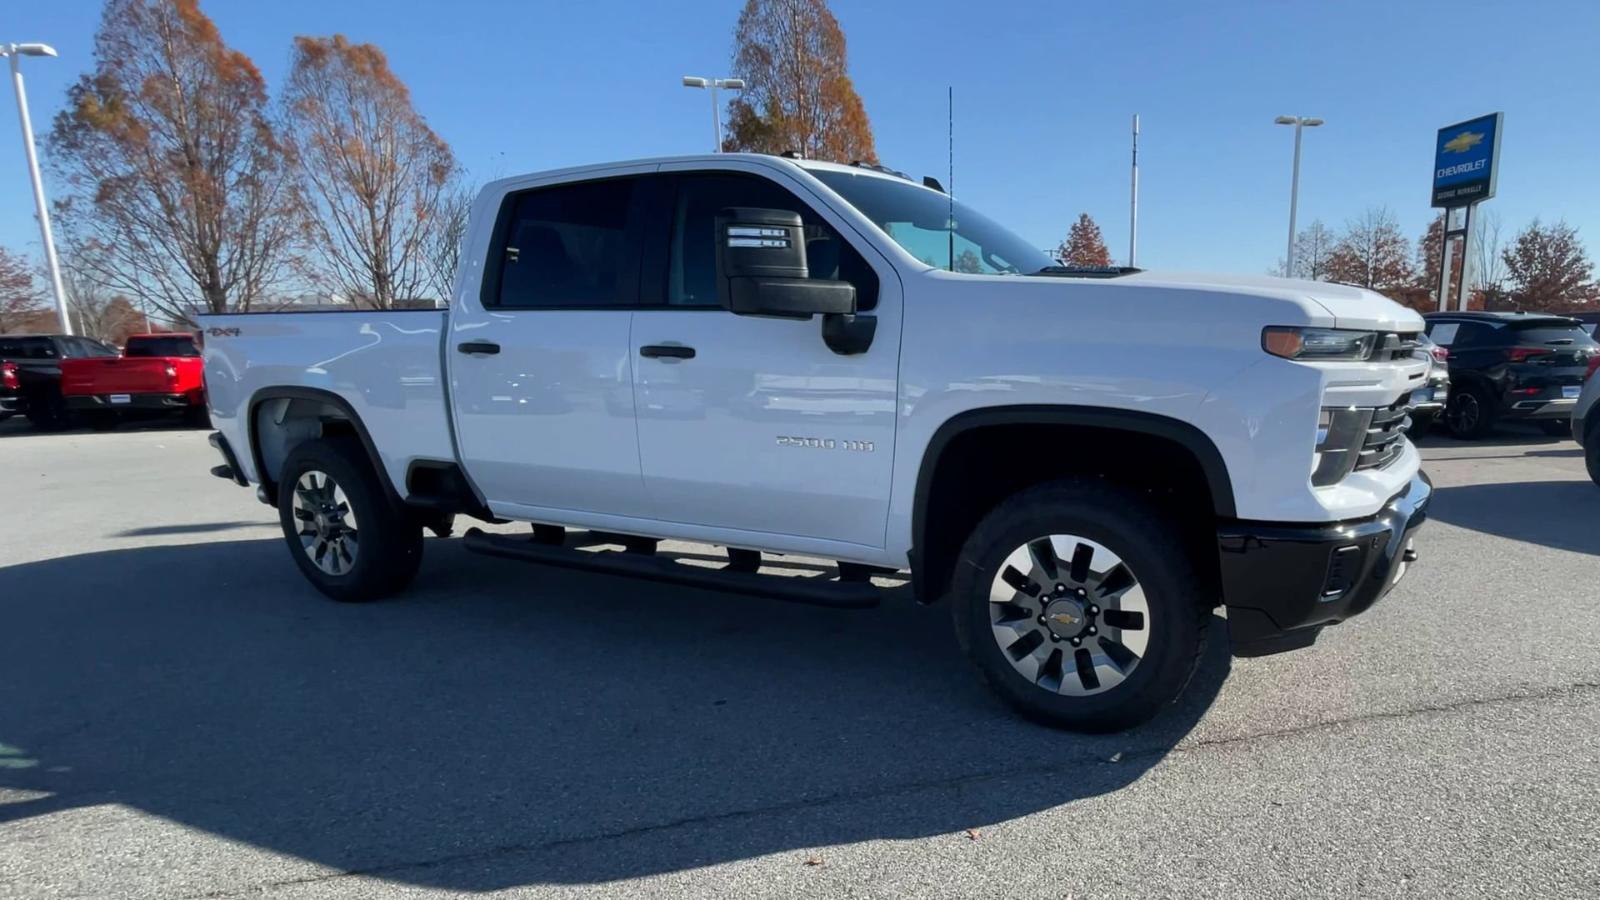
[125,336,199,357]
[667,172,878,310]
[0,337,57,359]
[493,178,635,308]
[1506,323,1599,347]
[1451,323,1500,348]
[72,338,117,358]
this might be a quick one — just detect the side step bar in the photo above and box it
[460,528,882,609]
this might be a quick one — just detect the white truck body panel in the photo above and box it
[203,153,1426,570]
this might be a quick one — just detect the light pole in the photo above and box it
[682,75,745,153]
[1274,114,1323,278]
[4,42,71,334]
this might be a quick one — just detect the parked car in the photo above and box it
[1575,367,1600,486]
[60,332,208,429]
[0,334,121,429]
[1422,311,1600,438]
[1408,333,1450,433]
[200,153,1431,732]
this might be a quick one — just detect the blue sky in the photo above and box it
[4,0,1599,277]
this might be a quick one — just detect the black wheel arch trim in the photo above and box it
[908,404,1237,598]
[245,387,406,509]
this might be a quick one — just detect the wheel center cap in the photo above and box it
[1042,598,1089,638]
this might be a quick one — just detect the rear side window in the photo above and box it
[125,336,199,357]
[0,337,57,359]
[1426,322,1459,346]
[488,178,637,309]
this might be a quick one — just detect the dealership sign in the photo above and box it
[1432,112,1502,208]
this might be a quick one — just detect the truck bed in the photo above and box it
[201,310,455,494]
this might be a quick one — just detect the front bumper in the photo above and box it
[66,392,195,412]
[1217,471,1431,657]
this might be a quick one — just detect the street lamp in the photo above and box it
[682,75,745,153]
[3,42,71,335]
[1274,114,1323,278]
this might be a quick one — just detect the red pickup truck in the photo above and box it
[60,333,209,429]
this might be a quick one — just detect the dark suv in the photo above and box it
[1423,311,1600,438]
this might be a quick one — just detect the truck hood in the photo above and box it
[1119,270,1426,333]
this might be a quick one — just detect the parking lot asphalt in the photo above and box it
[1,418,1597,899]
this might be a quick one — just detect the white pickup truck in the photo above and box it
[202,153,1431,731]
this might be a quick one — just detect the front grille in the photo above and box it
[1355,395,1411,471]
[1377,332,1422,361]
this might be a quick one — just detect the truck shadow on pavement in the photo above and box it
[0,537,1228,891]
[1427,480,1600,556]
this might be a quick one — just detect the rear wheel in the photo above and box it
[951,479,1208,732]
[1408,411,1436,435]
[1445,385,1495,439]
[24,392,67,430]
[1538,419,1571,438]
[1587,433,1600,487]
[85,411,120,431]
[277,437,423,603]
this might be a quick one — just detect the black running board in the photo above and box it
[460,528,881,609]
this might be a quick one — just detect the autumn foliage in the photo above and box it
[724,0,876,163]
[48,0,301,320]
[0,247,43,334]
[1501,219,1595,311]
[1056,214,1111,267]
[282,35,457,309]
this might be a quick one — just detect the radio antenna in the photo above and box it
[947,85,955,272]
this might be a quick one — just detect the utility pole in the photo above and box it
[4,42,72,334]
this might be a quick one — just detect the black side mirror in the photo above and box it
[713,208,875,354]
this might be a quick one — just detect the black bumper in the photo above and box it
[1217,472,1431,657]
[67,392,194,412]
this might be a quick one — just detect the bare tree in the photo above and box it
[1469,209,1506,295]
[47,0,301,323]
[0,246,43,334]
[423,179,474,306]
[282,35,457,309]
[1326,207,1414,292]
[1278,220,1333,279]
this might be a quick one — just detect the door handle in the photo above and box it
[457,341,501,355]
[639,344,696,360]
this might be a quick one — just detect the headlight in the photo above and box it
[1263,327,1379,361]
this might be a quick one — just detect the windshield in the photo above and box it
[808,169,1056,276]
[126,336,199,358]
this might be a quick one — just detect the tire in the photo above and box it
[1445,384,1495,440]
[184,405,211,428]
[85,411,120,431]
[24,391,67,430]
[950,479,1209,732]
[1588,436,1600,488]
[276,437,423,603]
[1538,419,1571,438]
[1408,411,1435,435]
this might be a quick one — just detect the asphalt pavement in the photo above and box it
[1,417,1596,899]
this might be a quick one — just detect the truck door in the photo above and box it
[629,165,901,552]
[448,170,654,519]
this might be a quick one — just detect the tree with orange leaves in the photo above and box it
[282,35,457,309]
[48,0,300,321]
[0,246,43,334]
[1056,214,1112,267]
[724,0,876,163]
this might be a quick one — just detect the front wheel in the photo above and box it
[951,480,1209,732]
[277,437,423,603]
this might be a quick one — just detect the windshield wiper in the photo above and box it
[1030,265,1142,278]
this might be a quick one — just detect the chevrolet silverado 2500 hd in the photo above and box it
[201,154,1431,731]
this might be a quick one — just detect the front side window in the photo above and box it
[808,169,1056,276]
[666,172,878,310]
[490,177,636,309]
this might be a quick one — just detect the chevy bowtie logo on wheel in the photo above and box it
[1050,612,1080,627]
